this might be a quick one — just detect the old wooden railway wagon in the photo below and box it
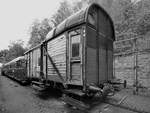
[1,56,28,84]
[25,3,115,99]
[25,45,41,81]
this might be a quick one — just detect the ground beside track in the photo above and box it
[0,75,140,113]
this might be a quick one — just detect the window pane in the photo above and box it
[71,35,80,58]
[88,7,97,27]
[88,14,95,26]
[72,35,80,43]
[72,43,80,57]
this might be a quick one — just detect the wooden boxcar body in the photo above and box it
[25,3,115,94]
[25,45,41,81]
[1,56,28,83]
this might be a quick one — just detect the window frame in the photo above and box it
[69,28,81,60]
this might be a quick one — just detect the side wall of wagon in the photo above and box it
[25,47,41,79]
[45,34,66,83]
[86,5,114,85]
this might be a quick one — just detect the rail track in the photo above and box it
[105,102,148,113]
[61,92,149,113]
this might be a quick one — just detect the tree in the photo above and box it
[109,0,139,40]
[72,0,89,13]
[0,40,26,63]
[134,0,150,35]
[28,19,52,48]
[0,49,9,63]
[39,19,51,40]
[51,1,72,26]
[136,13,150,35]
[28,20,41,48]
[7,40,26,61]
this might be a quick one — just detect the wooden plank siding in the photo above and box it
[86,26,113,85]
[86,47,97,84]
[99,36,107,83]
[27,47,41,79]
[30,52,33,78]
[86,27,98,85]
[47,34,66,83]
[107,40,113,80]
[99,46,107,82]
[42,51,47,79]
[26,54,30,78]
[70,62,82,85]
[32,48,41,78]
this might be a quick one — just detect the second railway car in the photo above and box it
[25,3,115,98]
[25,45,42,81]
[1,56,28,84]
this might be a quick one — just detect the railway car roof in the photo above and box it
[24,44,41,54]
[45,3,115,41]
[4,56,25,66]
[25,3,115,54]
[46,7,86,41]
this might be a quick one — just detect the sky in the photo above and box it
[0,0,64,50]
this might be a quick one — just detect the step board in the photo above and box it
[61,95,90,110]
[32,81,44,85]
[63,89,85,96]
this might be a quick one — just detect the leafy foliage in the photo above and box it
[0,40,26,63]
[111,0,150,53]
[0,49,9,63]
[28,19,51,48]
[51,1,72,26]
[50,0,89,26]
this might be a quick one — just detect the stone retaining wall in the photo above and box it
[114,52,150,88]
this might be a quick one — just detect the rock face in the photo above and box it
[114,52,150,88]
